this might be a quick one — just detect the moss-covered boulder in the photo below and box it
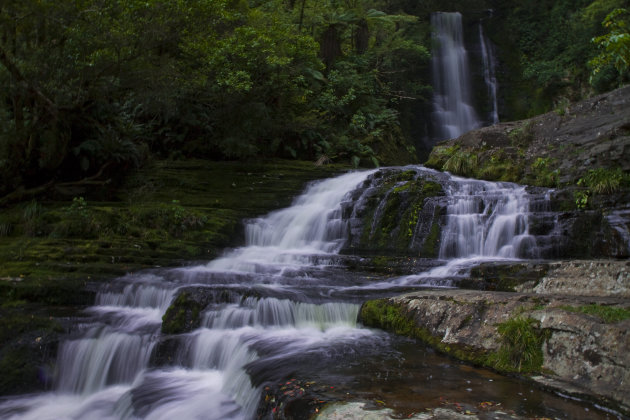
[161,292,204,335]
[343,168,446,257]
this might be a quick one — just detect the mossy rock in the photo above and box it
[359,298,548,375]
[0,309,63,395]
[161,292,204,334]
[353,169,445,255]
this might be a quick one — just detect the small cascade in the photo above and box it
[205,170,376,275]
[478,23,499,125]
[202,296,359,330]
[55,277,175,395]
[431,12,481,140]
[438,179,538,259]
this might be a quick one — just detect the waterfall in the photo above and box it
[2,167,601,420]
[438,178,538,259]
[479,23,499,125]
[201,170,376,275]
[431,12,481,141]
[55,279,175,394]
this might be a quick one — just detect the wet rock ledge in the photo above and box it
[359,260,630,417]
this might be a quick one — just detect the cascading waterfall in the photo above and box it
[438,179,538,259]
[431,12,481,140]
[0,171,378,420]
[204,170,376,276]
[0,167,611,420]
[55,280,175,395]
[479,23,499,125]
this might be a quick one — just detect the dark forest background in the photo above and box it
[1,0,628,200]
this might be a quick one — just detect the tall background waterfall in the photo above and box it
[431,12,480,140]
[479,23,499,125]
[430,12,499,141]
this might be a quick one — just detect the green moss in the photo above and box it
[420,221,441,258]
[0,310,63,345]
[360,300,491,367]
[356,170,444,254]
[560,304,630,323]
[424,144,460,170]
[442,150,478,177]
[360,300,550,375]
[0,159,347,282]
[161,292,203,334]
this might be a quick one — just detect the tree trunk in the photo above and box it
[355,19,369,54]
[320,25,342,68]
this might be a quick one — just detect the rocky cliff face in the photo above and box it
[425,84,630,185]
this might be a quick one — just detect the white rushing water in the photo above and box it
[396,172,543,285]
[431,12,481,140]
[439,178,537,259]
[0,170,380,420]
[0,167,562,420]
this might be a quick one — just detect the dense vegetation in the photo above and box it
[0,0,430,202]
[486,0,629,118]
[1,0,628,202]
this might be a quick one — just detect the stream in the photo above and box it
[0,167,618,419]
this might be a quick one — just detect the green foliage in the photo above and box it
[442,150,478,177]
[530,157,559,187]
[574,190,590,209]
[579,167,627,194]
[22,201,44,237]
[0,0,428,197]
[134,200,208,238]
[486,0,620,117]
[489,317,548,374]
[561,304,630,323]
[589,8,630,88]
[52,197,99,238]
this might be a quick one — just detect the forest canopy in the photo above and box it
[0,0,627,201]
[0,0,430,199]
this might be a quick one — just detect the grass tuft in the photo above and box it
[489,317,548,374]
[561,304,630,323]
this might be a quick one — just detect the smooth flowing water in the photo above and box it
[479,23,499,125]
[431,12,481,141]
[0,169,617,419]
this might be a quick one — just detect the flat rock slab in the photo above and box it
[360,289,630,416]
[462,260,630,298]
[315,402,523,419]
[528,260,630,297]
